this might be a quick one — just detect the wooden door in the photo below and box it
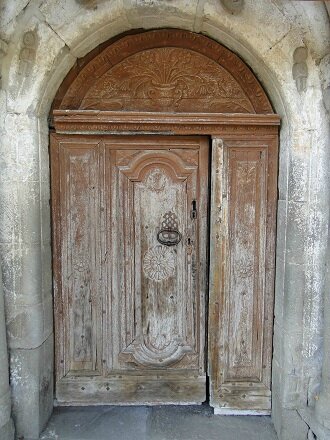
[51,134,209,405]
[209,137,277,413]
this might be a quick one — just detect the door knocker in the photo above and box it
[157,212,182,246]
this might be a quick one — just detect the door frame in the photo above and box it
[52,110,279,413]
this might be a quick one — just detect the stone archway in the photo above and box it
[0,3,329,440]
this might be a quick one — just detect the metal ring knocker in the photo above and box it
[157,211,182,246]
[157,229,182,246]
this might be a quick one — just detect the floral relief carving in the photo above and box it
[143,245,176,282]
[80,48,254,113]
[145,168,169,192]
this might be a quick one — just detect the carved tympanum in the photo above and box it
[55,29,273,114]
[79,48,254,113]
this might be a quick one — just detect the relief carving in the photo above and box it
[80,48,254,113]
[292,47,308,93]
[145,168,169,192]
[18,30,38,77]
[57,29,273,114]
[143,245,176,282]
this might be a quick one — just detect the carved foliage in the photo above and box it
[80,48,254,113]
[57,29,273,114]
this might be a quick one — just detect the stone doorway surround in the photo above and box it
[0,2,329,440]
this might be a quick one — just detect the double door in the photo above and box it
[51,132,275,411]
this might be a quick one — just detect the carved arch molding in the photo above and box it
[51,29,280,412]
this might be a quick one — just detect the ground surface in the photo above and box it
[40,405,278,440]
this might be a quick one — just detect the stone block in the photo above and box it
[288,154,310,202]
[283,263,305,332]
[272,321,283,366]
[7,21,67,114]
[19,244,43,306]
[39,127,50,184]
[0,116,18,183]
[272,390,282,436]
[0,268,14,440]
[0,181,19,243]
[2,114,40,181]
[0,1,29,40]
[16,130,40,183]
[0,418,15,440]
[276,200,288,262]
[204,0,292,58]
[40,182,51,245]
[43,295,53,341]
[41,244,52,301]
[272,395,309,440]
[124,0,197,30]
[0,390,11,427]
[7,302,44,349]
[279,331,306,407]
[286,201,307,265]
[18,181,42,244]
[10,335,54,440]
[274,259,285,324]
[39,0,128,57]
[0,244,22,308]
[271,358,282,402]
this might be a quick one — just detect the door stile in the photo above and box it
[208,137,228,403]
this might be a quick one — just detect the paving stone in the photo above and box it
[40,405,278,440]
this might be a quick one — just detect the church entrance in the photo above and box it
[50,29,279,412]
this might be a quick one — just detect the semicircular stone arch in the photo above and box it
[53,29,274,115]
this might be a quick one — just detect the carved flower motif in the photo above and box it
[143,245,176,282]
[145,168,169,192]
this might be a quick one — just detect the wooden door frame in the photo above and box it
[52,110,279,413]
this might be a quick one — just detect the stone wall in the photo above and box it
[0,1,329,439]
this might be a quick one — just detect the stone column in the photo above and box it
[315,219,330,429]
[0,269,15,440]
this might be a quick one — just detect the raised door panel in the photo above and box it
[105,138,208,384]
[209,136,277,412]
[51,136,103,381]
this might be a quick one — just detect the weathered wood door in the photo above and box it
[209,137,277,413]
[51,134,209,405]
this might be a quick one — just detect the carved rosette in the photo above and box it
[143,245,176,282]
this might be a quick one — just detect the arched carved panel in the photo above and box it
[54,29,273,114]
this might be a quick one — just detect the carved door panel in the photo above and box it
[209,137,277,413]
[51,134,209,405]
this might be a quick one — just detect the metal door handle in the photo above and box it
[157,229,182,246]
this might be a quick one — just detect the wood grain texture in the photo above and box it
[51,134,209,405]
[53,29,273,115]
[209,136,278,411]
[53,111,280,134]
